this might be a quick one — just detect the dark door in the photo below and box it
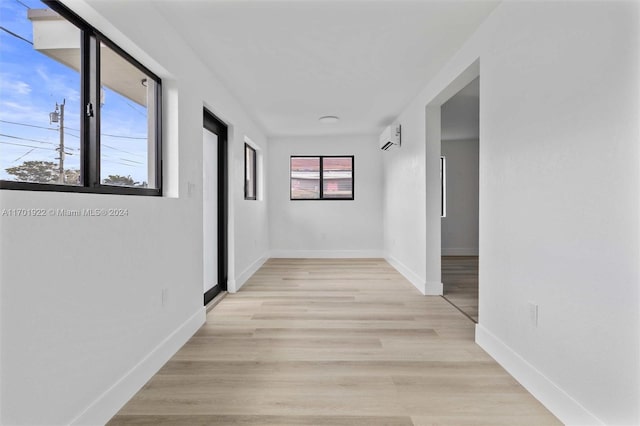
[203,108,228,305]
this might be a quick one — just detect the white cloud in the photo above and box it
[0,73,32,96]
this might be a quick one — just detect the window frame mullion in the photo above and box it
[153,79,163,191]
[319,156,324,199]
[87,34,100,188]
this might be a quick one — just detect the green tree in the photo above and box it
[64,169,81,184]
[103,174,139,187]
[5,161,80,184]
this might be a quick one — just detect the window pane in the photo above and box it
[245,144,256,199]
[323,157,353,199]
[0,2,81,185]
[291,157,319,199]
[100,42,156,188]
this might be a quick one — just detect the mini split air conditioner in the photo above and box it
[380,123,401,150]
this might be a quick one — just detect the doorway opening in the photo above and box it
[203,108,228,305]
[440,78,479,322]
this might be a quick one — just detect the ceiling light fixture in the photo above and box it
[319,115,339,124]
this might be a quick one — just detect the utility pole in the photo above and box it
[51,99,65,183]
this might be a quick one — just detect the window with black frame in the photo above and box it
[0,0,162,195]
[244,143,256,200]
[290,156,353,200]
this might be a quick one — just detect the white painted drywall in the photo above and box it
[232,135,270,291]
[384,1,639,424]
[0,0,269,424]
[440,139,479,256]
[382,109,428,291]
[268,135,383,257]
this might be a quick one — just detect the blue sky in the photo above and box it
[0,0,149,183]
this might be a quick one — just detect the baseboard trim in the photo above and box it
[385,254,426,295]
[441,248,479,256]
[232,254,269,293]
[70,308,206,425]
[425,280,443,296]
[270,250,384,259]
[475,324,603,426]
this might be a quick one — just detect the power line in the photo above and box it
[0,133,57,145]
[1,119,147,164]
[13,148,36,163]
[122,100,147,118]
[0,133,80,151]
[102,143,144,157]
[1,145,140,173]
[102,132,146,140]
[118,157,144,165]
[2,119,146,140]
[0,140,55,151]
[0,120,79,141]
[0,26,32,45]
[14,0,31,9]
[0,120,58,132]
[101,153,145,168]
[66,125,146,140]
[1,131,144,162]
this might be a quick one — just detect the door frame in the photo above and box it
[424,59,479,296]
[203,108,228,305]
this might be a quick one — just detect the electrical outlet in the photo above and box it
[528,302,538,327]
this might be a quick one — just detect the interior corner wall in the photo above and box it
[441,139,479,256]
[383,1,639,425]
[268,135,383,258]
[0,0,269,424]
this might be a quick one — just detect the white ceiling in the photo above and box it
[153,0,499,137]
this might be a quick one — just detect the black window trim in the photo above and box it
[0,0,162,196]
[244,143,257,200]
[290,155,354,201]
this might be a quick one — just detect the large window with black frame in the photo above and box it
[290,156,354,200]
[0,0,162,195]
[244,143,256,200]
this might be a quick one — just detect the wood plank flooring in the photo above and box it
[107,258,560,426]
[442,256,479,322]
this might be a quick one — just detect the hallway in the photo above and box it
[108,259,559,425]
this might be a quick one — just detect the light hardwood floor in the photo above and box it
[442,256,479,322]
[108,258,560,426]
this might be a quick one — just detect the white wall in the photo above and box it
[232,137,269,291]
[268,135,383,258]
[384,1,639,425]
[441,139,479,256]
[0,0,269,424]
[382,110,429,292]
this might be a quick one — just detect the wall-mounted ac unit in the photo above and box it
[380,123,401,150]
